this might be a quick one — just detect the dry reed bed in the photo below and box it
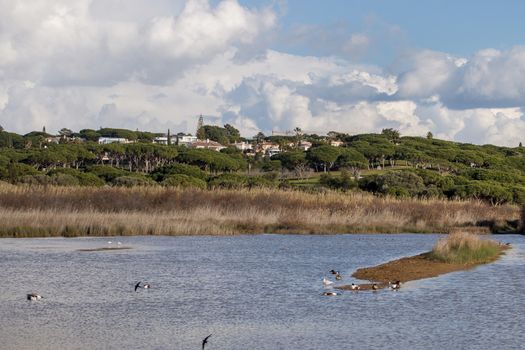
[0,184,520,237]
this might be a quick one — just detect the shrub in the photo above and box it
[112,175,157,187]
[429,232,501,264]
[161,174,207,189]
[247,175,278,189]
[319,171,356,191]
[359,171,425,197]
[88,165,130,182]
[19,174,52,185]
[50,173,80,186]
[208,173,248,189]
[6,163,39,182]
[47,168,105,186]
[151,163,207,182]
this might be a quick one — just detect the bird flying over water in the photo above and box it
[135,282,141,292]
[202,334,212,350]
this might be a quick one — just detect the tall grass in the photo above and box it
[429,232,502,264]
[0,183,519,237]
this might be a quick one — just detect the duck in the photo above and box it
[389,281,401,290]
[350,283,360,291]
[322,291,339,296]
[372,284,379,291]
[330,270,339,275]
[143,283,151,289]
[335,274,342,281]
[27,293,43,301]
[323,278,334,286]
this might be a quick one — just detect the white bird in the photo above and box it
[27,293,43,301]
[323,278,334,286]
[107,241,112,245]
[389,281,401,290]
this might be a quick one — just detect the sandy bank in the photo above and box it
[337,245,509,290]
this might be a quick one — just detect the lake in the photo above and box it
[0,234,524,349]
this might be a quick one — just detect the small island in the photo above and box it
[338,232,508,290]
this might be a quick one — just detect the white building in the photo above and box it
[153,136,177,145]
[190,139,226,152]
[177,135,198,146]
[98,137,130,144]
[233,141,253,151]
[298,141,312,151]
[266,146,281,157]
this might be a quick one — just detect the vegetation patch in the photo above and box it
[428,232,503,264]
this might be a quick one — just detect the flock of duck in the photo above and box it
[321,269,401,296]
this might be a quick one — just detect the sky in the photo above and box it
[1,0,525,146]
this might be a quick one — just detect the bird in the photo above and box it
[350,283,360,291]
[134,282,142,292]
[202,334,212,350]
[143,283,150,289]
[322,291,339,296]
[117,242,122,246]
[372,284,379,291]
[330,269,339,275]
[27,293,43,301]
[389,281,401,290]
[335,274,342,281]
[107,241,112,245]
[323,278,334,286]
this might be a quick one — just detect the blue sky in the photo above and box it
[2,0,525,146]
[239,0,525,65]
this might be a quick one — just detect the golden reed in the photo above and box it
[0,183,519,237]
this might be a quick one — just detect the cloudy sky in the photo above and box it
[1,0,525,146]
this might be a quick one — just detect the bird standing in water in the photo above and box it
[202,334,212,350]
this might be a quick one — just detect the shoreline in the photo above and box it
[337,246,509,290]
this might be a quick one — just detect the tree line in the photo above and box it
[1,126,525,205]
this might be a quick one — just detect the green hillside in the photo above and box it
[1,127,524,205]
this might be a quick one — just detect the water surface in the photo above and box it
[0,234,524,349]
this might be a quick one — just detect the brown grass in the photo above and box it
[0,183,519,237]
[429,232,502,264]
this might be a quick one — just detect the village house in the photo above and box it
[98,137,131,144]
[233,141,253,152]
[266,146,281,157]
[258,141,279,153]
[329,140,344,147]
[153,136,177,145]
[190,139,226,152]
[176,135,198,146]
[297,140,312,151]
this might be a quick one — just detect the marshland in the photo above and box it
[0,183,520,237]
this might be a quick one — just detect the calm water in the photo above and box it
[0,234,524,350]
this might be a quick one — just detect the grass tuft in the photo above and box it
[429,232,502,264]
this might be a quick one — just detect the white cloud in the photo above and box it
[1,0,525,147]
